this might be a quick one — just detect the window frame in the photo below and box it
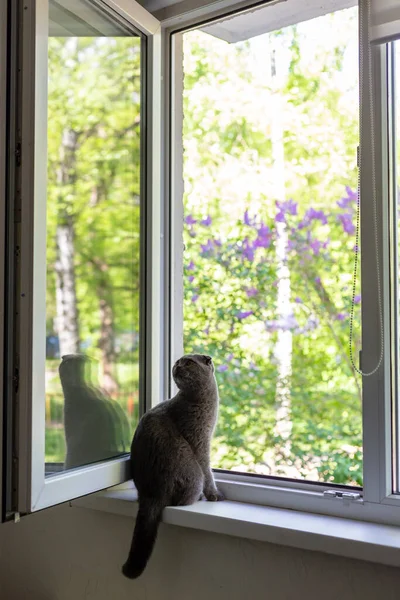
[163,0,400,525]
[0,0,8,523]
[6,0,400,527]
[10,0,163,514]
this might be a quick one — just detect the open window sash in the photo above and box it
[12,0,162,514]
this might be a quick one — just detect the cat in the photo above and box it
[59,354,131,470]
[122,353,224,579]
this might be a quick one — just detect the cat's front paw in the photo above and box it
[204,488,225,502]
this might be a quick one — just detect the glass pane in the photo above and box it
[181,7,361,484]
[45,1,141,475]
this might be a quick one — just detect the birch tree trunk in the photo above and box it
[55,128,80,356]
[98,272,119,396]
[268,38,293,463]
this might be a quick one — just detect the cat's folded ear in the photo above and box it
[204,356,212,365]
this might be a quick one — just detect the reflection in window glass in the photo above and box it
[45,2,141,474]
[182,7,361,484]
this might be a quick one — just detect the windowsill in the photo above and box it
[73,484,400,568]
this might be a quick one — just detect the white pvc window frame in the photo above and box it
[11,0,400,526]
[163,0,400,526]
[15,0,163,513]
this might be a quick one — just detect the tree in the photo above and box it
[46,35,142,461]
[182,8,361,484]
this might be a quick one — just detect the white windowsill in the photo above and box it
[73,484,400,568]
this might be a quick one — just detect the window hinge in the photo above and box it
[13,366,19,393]
[15,141,21,167]
[324,490,362,502]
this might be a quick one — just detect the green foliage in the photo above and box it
[45,36,142,463]
[45,8,363,486]
[182,8,362,485]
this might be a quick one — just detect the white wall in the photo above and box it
[1,504,400,600]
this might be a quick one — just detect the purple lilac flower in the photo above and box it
[353,245,359,253]
[339,186,358,209]
[244,210,257,226]
[309,238,323,255]
[191,294,199,303]
[187,261,195,271]
[295,297,302,303]
[301,315,319,332]
[337,197,350,209]
[201,215,212,226]
[237,310,253,320]
[184,215,197,225]
[338,213,355,235]
[214,238,222,247]
[266,314,299,332]
[203,327,210,335]
[188,275,195,283]
[315,277,321,285]
[336,313,345,321]
[254,223,271,248]
[346,186,358,200]
[242,238,255,262]
[217,365,228,372]
[338,186,358,208]
[274,211,286,223]
[354,294,361,304]
[305,208,328,225]
[245,287,258,298]
[281,314,298,330]
[276,199,298,216]
[226,353,233,362]
[200,239,214,254]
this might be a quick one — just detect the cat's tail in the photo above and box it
[122,498,164,579]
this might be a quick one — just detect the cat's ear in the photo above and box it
[204,356,212,365]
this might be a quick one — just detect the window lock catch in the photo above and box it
[324,490,362,502]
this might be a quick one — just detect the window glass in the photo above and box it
[181,7,361,484]
[45,1,141,474]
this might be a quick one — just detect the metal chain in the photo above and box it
[349,0,384,376]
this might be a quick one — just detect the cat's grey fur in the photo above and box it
[122,354,224,579]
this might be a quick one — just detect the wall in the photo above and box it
[1,503,400,600]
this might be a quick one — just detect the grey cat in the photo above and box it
[59,354,131,470]
[122,354,224,579]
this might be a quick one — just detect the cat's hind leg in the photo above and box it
[173,456,204,506]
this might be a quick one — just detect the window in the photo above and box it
[45,4,142,475]
[4,0,161,514]
[168,0,400,522]
[4,0,400,528]
[179,7,360,486]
